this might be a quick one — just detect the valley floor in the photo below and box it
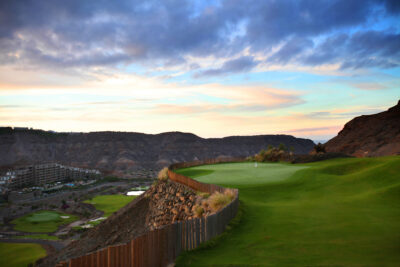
[175,157,400,266]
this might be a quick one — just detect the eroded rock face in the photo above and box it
[325,100,400,157]
[0,130,315,176]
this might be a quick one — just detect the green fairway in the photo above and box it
[175,157,400,266]
[84,194,136,217]
[0,242,46,267]
[11,210,78,233]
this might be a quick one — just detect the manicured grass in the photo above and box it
[175,157,400,266]
[15,233,59,240]
[11,210,78,233]
[0,242,46,267]
[177,162,307,186]
[84,194,136,217]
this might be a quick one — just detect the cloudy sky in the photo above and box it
[0,0,399,141]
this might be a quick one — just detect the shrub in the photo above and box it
[246,156,254,161]
[278,143,287,151]
[193,205,204,217]
[314,142,326,153]
[196,191,210,199]
[201,200,209,210]
[254,145,293,163]
[224,189,236,201]
[158,167,169,181]
[208,192,231,212]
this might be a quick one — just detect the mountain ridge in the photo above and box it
[0,128,314,177]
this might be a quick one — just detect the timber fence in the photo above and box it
[56,158,241,267]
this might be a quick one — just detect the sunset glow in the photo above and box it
[1,0,399,141]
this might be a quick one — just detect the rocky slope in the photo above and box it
[38,180,206,266]
[0,128,314,177]
[325,100,400,157]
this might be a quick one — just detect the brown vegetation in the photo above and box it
[157,167,169,181]
[207,192,232,212]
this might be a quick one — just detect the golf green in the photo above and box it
[0,242,46,267]
[11,210,78,233]
[175,157,400,266]
[84,194,136,217]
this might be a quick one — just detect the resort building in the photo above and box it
[3,163,101,189]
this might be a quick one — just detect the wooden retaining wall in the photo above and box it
[57,159,240,267]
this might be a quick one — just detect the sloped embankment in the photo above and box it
[38,179,211,266]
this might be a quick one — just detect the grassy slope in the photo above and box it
[11,210,78,233]
[175,157,400,266]
[0,242,46,267]
[83,194,136,217]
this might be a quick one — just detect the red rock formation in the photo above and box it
[325,100,400,157]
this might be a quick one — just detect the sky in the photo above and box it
[0,0,399,141]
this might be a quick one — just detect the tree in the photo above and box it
[278,143,287,151]
[314,143,326,153]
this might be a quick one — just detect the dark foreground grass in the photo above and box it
[175,157,400,266]
[83,194,136,217]
[11,210,78,233]
[15,233,59,240]
[0,242,46,267]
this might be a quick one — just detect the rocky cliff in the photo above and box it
[0,128,314,177]
[325,100,400,157]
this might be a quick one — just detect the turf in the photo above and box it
[177,162,307,186]
[175,157,400,266]
[11,210,78,233]
[84,194,136,217]
[0,242,46,267]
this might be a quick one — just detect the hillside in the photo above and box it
[38,179,209,266]
[325,100,400,157]
[0,128,314,177]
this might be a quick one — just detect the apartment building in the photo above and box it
[5,163,101,189]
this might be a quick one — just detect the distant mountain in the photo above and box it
[313,140,328,145]
[325,100,400,157]
[0,128,314,177]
